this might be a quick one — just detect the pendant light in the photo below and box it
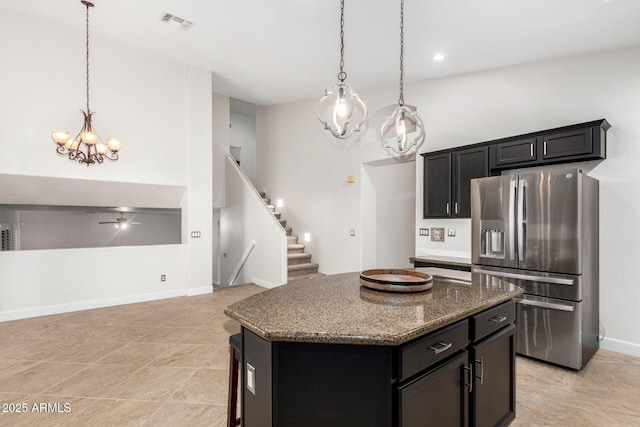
[316,0,367,139]
[379,0,425,155]
[51,1,122,166]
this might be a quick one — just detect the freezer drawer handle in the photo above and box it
[429,341,453,355]
[473,268,574,285]
[515,298,575,312]
[489,315,507,324]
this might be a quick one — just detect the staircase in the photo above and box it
[261,193,323,281]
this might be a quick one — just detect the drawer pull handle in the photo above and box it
[429,341,453,355]
[489,315,507,324]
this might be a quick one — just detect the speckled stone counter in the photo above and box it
[224,270,522,346]
[410,254,472,270]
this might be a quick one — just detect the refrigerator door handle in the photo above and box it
[473,268,575,285]
[517,179,526,262]
[509,179,517,261]
[515,297,575,312]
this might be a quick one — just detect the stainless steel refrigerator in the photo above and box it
[471,169,599,370]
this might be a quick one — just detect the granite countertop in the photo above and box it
[224,270,522,346]
[411,254,472,267]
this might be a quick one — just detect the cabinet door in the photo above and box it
[490,138,537,168]
[399,352,469,427]
[539,127,593,161]
[453,147,489,218]
[423,153,452,218]
[471,325,515,427]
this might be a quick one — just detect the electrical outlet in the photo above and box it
[350,229,356,237]
[247,363,256,395]
[447,228,456,237]
[161,275,166,282]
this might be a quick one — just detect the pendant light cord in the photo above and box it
[398,0,405,106]
[338,0,347,82]
[85,1,91,113]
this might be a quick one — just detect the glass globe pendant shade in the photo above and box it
[317,82,367,139]
[379,105,425,155]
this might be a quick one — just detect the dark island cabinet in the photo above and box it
[240,300,516,427]
[399,301,516,427]
[399,351,470,426]
[423,146,489,218]
[471,324,516,427]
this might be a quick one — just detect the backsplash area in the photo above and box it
[415,218,471,259]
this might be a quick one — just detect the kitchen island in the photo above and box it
[225,269,522,427]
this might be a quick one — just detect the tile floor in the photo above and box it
[0,283,638,426]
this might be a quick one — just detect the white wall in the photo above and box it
[0,9,213,318]
[0,245,187,321]
[231,112,258,185]
[257,46,640,355]
[256,104,363,274]
[362,161,415,270]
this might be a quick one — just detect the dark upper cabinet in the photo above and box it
[490,137,537,169]
[539,126,594,161]
[423,153,452,218]
[454,147,489,218]
[489,120,609,171]
[423,147,488,218]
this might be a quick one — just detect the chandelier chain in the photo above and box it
[85,1,90,113]
[338,0,347,82]
[398,0,405,106]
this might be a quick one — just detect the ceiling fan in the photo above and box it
[98,212,140,229]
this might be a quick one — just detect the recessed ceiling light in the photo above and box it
[432,53,445,62]
[161,13,193,30]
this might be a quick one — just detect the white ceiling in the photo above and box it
[3,0,640,106]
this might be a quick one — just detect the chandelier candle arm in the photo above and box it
[50,0,122,166]
[316,0,367,139]
[379,0,425,156]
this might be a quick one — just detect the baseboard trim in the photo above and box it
[600,337,640,357]
[188,286,213,296]
[252,277,284,289]
[0,289,188,322]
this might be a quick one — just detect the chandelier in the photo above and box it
[316,0,367,139]
[379,0,425,155]
[51,1,122,166]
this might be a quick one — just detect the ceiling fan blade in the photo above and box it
[98,221,117,224]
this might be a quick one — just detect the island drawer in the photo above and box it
[399,320,469,381]
[471,299,515,342]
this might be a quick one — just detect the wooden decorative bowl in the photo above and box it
[359,269,433,293]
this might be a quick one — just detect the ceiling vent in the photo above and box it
[161,13,193,30]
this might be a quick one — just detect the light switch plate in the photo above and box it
[419,228,429,236]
